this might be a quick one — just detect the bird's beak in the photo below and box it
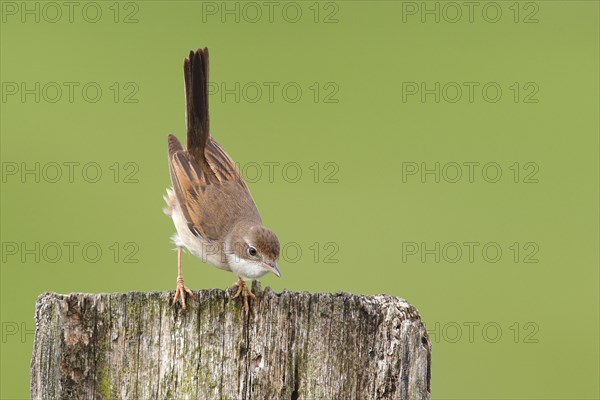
[265,261,281,277]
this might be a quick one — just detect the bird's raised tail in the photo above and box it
[184,48,210,161]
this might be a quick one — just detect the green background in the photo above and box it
[1,1,598,399]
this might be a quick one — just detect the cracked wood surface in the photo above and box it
[30,285,431,400]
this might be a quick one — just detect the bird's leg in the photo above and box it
[231,277,257,313]
[173,247,194,309]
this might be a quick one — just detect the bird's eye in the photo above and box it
[248,246,257,257]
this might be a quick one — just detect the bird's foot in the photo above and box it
[231,278,257,314]
[172,275,194,309]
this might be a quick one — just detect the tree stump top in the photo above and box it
[31,285,431,400]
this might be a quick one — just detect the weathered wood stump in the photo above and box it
[31,284,431,399]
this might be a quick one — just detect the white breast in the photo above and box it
[225,254,269,280]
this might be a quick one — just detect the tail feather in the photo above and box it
[184,48,210,160]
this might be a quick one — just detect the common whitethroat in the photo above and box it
[164,48,281,311]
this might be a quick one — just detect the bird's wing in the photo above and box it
[204,137,250,190]
[168,134,208,237]
[167,134,260,240]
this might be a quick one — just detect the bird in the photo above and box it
[164,48,281,312]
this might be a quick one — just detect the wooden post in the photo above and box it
[30,284,431,399]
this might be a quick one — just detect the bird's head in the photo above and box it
[227,223,281,279]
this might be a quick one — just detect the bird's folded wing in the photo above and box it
[169,148,208,237]
[205,137,250,191]
[168,134,259,240]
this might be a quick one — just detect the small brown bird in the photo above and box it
[164,48,280,311]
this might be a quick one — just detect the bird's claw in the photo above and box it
[173,276,194,309]
[231,278,257,314]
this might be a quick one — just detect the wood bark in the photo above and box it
[31,284,431,399]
